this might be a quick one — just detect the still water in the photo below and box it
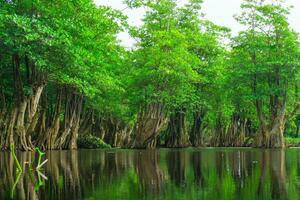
[0,148,300,200]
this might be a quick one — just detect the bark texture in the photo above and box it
[133,103,167,149]
[190,110,206,147]
[166,109,190,148]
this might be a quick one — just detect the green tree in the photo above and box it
[230,0,300,147]
[126,0,200,148]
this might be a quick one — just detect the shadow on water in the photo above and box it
[0,148,300,200]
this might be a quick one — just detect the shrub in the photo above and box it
[77,135,111,149]
[286,137,300,147]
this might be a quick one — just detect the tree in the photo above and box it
[230,0,300,148]
[126,0,200,148]
[0,0,127,150]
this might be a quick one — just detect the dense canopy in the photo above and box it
[0,0,299,150]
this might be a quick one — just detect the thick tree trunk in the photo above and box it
[2,54,46,151]
[269,108,286,148]
[255,99,286,148]
[256,120,285,148]
[104,116,119,147]
[103,116,133,148]
[190,110,205,147]
[119,125,133,147]
[78,110,93,136]
[55,92,83,150]
[12,85,45,151]
[0,108,8,150]
[69,104,82,150]
[36,89,62,149]
[166,109,190,148]
[25,84,45,149]
[133,103,167,149]
[4,108,18,149]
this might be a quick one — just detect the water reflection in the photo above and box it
[191,151,205,187]
[167,151,188,187]
[135,150,164,197]
[0,148,300,200]
[270,150,288,200]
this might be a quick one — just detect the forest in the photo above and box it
[0,0,299,151]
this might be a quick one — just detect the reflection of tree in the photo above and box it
[103,152,128,181]
[77,150,133,193]
[191,151,205,187]
[135,150,164,196]
[11,171,21,199]
[166,151,188,186]
[216,151,226,178]
[0,152,40,200]
[0,149,295,200]
[270,150,288,200]
[257,150,288,200]
[0,151,133,199]
[228,151,250,194]
[45,151,61,197]
[257,150,268,196]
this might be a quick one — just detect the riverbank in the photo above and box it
[2,135,300,152]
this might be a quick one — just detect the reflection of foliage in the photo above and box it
[34,147,48,192]
[58,176,64,189]
[10,144,22,172]
[3,149,300,199]
[10,171,22,199]
[8,146,48,199]
[34,171,47,192]
[35,147,47,169]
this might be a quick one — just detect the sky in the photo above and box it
[94,0,300,48]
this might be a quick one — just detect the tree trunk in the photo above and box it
[3,54,46,151]
[133,103,167,149]
[226,114,247,147]
[36,88,62,150]
[269,107,286,148]
[211,114,228,147]
[55,91,83,150]
[104,116,119,147]
[190,110,205,147]
[166,109,190,148]
[68,98,82,150]
[255,99,286,148]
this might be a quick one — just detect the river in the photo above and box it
[0,148,299,200]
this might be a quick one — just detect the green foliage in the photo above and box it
[286,137,300,146]
[0,0,300,148]
[78,135,111,149]
[229,0,300,128]
[0,0,129,118]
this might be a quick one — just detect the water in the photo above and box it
[0,148,300,200]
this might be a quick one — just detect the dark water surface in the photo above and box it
[1,148,300,200]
